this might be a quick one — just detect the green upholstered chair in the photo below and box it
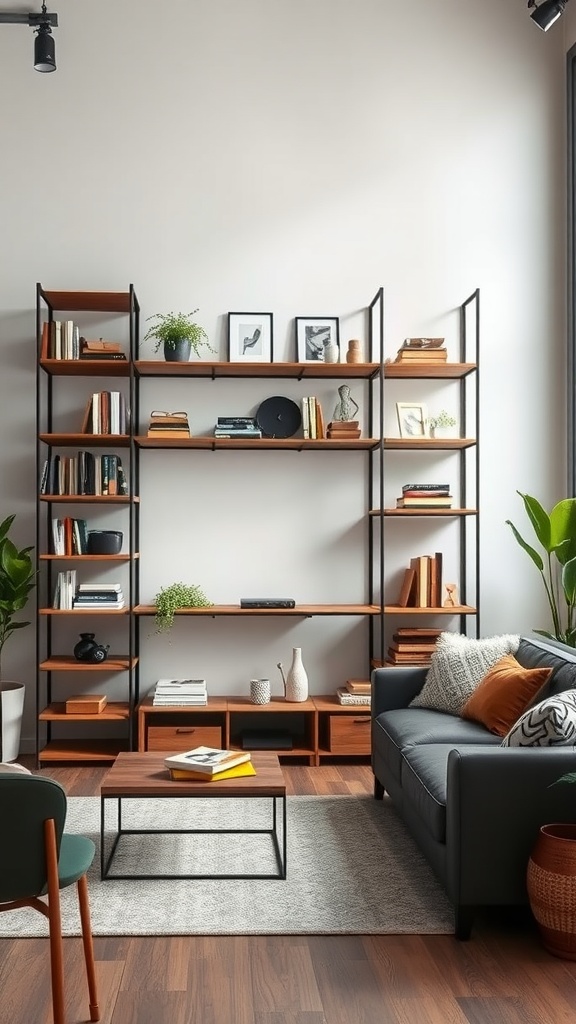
[0,773,100,1024]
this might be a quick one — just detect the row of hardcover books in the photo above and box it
[40,452,128,496]
[396,482,452,510]
[53,574,125,610]
[81,391,129,435]
[387,627,443,665]
[51,517,89,556]
[41,323,127,362]
[396,552,443,608]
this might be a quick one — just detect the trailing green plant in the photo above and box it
[506,492,576,646]
[0,514,36,678]
[143,310,214,356]
[153,581,213,633]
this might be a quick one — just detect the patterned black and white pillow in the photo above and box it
[501,690,576,747]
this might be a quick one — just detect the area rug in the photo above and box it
[0,794,454,937]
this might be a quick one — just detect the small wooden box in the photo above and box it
[65,694,108,715]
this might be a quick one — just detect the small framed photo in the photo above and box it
[295,317,339,362]
[227,312,273,362]
[396,402,429,439]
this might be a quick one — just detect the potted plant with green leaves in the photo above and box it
[0,514,36,761]
[506,492,576,645]
[143,310,215,363]
[154,581,213,634]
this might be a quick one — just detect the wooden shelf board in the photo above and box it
[38,739,128,762]
[384,363,476,379]
[227,697,316,711]
[134,436,380,451]
[39,495,137,504]
[39,607,130,615]
[372,508,478,517]
[40,290,132,313]
[138,697,228,712]
[39,701,131,722]
[39,433,131,448]
[384,438,476,450]
[134,604,381,617]
[40,553,137,561]
[135,360,380,380]
[383,604,476,614]
[40,359,130,378]
[40,656,137,671]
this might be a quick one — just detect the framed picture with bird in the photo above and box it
[227,312,273,362]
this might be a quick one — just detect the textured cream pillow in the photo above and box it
[410,632,521,716]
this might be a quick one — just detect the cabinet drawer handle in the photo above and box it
[353,718,370,724]
[176,728,195,734]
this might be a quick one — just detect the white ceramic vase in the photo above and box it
[0,682,25,762]
[285,647,308,702]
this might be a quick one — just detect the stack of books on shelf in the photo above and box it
[164,746,255,781]
[40,451,128,496]
[213,417,262,439]
[152,678,208,706]
[327,419,361,440]
[80,338,126,361]
[81,391,129,435]
[52,569,77,609]
[336,679,371,705]
[302,397,325,439]
[396,552,443,608]
[394,338,447,364]
[51,517,88,555]
[396,483,452,509]
[387,628,442,666]
[147,411,191,438]
[73,583,125,610]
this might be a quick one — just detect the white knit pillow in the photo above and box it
[409,632,521,716]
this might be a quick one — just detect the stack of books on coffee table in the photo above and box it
[164,745,255,781]
[152,678,207,706]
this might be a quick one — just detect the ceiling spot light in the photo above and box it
[0,3,58,72]
[528,0,569,31]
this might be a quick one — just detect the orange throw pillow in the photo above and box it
[460,654,552,736]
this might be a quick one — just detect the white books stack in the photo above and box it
[152,678,208,706]
[73,583,125,610]
[336,686,371,707]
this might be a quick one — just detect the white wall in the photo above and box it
[0,0,567,750]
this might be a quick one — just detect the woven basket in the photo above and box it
[527,823,576,960]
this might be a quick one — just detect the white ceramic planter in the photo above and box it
[0,682,25,762]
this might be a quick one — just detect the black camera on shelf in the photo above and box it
[73,633,110,664]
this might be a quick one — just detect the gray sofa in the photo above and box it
[371,635,576,938]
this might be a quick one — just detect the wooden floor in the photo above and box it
[2,760,576,1024]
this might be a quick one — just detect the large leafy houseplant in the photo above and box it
[143,310,214,356]
[506,493,576,646]
[0,514,36,679]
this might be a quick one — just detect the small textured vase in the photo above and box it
[527,823,576,960]
[324,342,339,364]
[285,647,308,702]
[346,339,363,364]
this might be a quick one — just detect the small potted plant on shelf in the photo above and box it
[143,310,215,363]
[0,514,36,761]
[154,581,213,634]
[428,410,457,438]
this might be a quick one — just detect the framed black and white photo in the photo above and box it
[227,312,273,362]
[295,317,340,362]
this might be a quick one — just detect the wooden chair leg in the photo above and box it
[77,874,100,1021]
[44,819,66,1024]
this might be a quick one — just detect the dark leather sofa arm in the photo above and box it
[371,666,428,716]
[446,746,576,907]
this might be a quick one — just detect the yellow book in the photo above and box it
[169,761,257,782]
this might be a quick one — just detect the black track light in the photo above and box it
[34,22,55,72]
[0,3,58,72]
[528,0,569,31]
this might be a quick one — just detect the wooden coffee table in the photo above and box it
[100,750,287,880]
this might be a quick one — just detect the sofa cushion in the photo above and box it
[460,654,552,736]
[516,637,576,698]
[373,707,499,786]
[501,690,576,747]
[409,632,521,716]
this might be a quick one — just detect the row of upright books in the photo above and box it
[51,517,89,556]
[397,552,443,608]
[152,678,208,706]
[394,338,447,364]
[396,482,452,509]
[387,627,442,666]
[40,452,128,496]
[81,391,129,435]
[53,575,125,610]
[41,323,126,362]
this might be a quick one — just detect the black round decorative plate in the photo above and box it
[256,396,302,439]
